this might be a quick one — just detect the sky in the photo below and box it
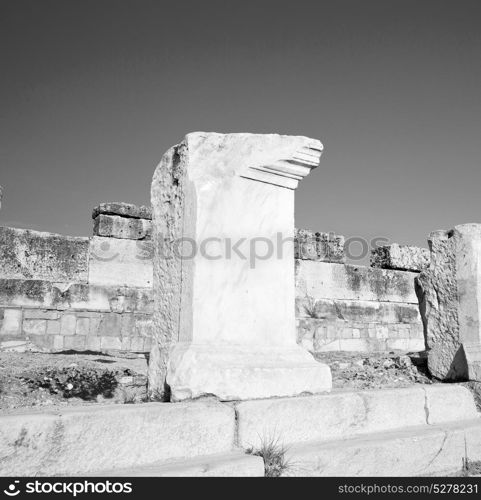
[1,0,481,257]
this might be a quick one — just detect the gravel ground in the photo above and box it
[314,350,433,390]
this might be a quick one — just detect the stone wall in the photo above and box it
[0,202,426,354]
[0,203,153,353]
[296,259,425,353]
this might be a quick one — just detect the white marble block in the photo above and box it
[148,132,332,401]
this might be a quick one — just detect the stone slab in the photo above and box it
[0,279,152,313]
[236,387,428,449]
[92,202,152,220]
[88,452,265,477]
[424,385,478,424]
[295,229,345,263]
[0,226,88,283]
[236,385,478,449]
[371,244,430,272]
[283,419,481,476]
[0,401,235,476]
[88,236,153,288]
[93,214,152,240]
[296,261,419,304]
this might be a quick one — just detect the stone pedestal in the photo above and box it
[418,223,481,380]
[148,132,332,401]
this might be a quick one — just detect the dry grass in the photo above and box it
[248,436,292,477]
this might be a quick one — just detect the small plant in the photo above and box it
[248,436,292,477]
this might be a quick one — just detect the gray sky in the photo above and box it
[1,0,481,254]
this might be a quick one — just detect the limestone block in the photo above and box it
[91,451,265,477]
[150,132,332,401]
[417,224,481,380]
[295,229,345,263]
[371,244,430,272]
[424,385,478,424]
[92,202,152,220]
[23,319,47,336]
[296,261,419,304]
[0,401,235,475]
[283,419,481,476]
[0,309,23,336]
[236,387,427,449]
[63,335,86,350]
[88,237,153,288]
[60,314,77,335]
[0,227,89,282]
[93,214,152,240]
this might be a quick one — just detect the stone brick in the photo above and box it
[121,337,131,351]
[60,314,77,335]
[64,335,86,351]
[85,336,101,352]
[134,315,153,338]
[295,229,345,263]
[98,313,122,337]
[120,314,135,338]
[88,237,153,288]
[0,309,23,336]
[75,317,90,336]
[92,202,152,220]
[46,320,60,335]
[23,309,60,320]
[129,337,145,352]
[52,335,64,350]
[100,336,122,350]
[371,244,429,272]
[23,319,47,336]
[93,214,152,240]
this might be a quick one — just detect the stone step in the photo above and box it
[283,419,481,477]
[87,451,264,477]
[235,385,479,449]
[0,400,236,476]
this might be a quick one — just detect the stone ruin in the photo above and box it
[2,133,481,476]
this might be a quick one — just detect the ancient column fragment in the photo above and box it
[418,224,481,380]
[148,132,332,401]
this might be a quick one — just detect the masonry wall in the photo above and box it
[0,207,426,354]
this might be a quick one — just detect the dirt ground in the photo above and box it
[314,350,433,390]
[2,349,479,413]
[0,351,148,412]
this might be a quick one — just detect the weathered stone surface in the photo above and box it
[88,237,153,288]
[0,400,235,475]
[0,279,152,313]
[0,227,89,282]
[149,132,332,401]
[417,224,481,380]
[90,452,265,477]
[236,385,479,450]
[236,387,428,449]
[424,385,478,424]
[371,244,429,272]
[93,214,152,240]
[92,202,152,220]
[296,260,419,304]
[295,229,345,263]
[283,419,481,476]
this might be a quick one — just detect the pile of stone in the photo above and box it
[295,228,345,263]
[370,243,429,272]
[92,202,152,240]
